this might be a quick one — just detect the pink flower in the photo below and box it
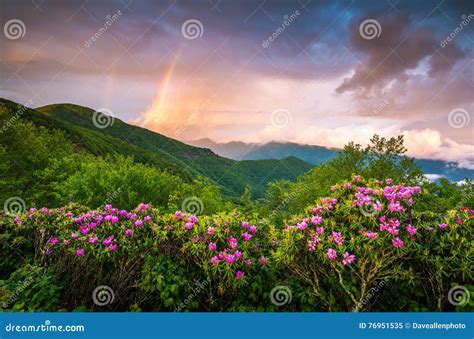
[236,271,245,279]
[297,221,308,231]
[88,236,98,244]
[144,215,152,222]
[242,232,252,241]
[438,223,448,229]
[386,178,393,185]
[175,211,184,219]
[316,227,324,234]
[207,227,215,235]
[311,216,323,225]
[249,225,257,233]
[75,248,85,257]
[353,175,362,182]
[208,242,217,251]
[211,256,218,266]
[332,231,344,246]
[228,237,238,249]
[241,221,249,228]
[234,250,243,259]
[185,222,194,230]
[260,256,267,265]
[189,215,199,224]
[135,220,143,227]
[71,233,79,239]
[108,244,118,251]
[330,185,337,191]
[102,236,114,246]
[125,229,133,236]
[406,224,417,235]
[49,237,59,246]
[226,254,236,264]
[327,248,337,260]
[392,237,404,248]
[246,259,252,266]
[343,252,355,265]
[365,232,377,240]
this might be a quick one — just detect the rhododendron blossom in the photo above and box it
[343,252,355,265]
[406,224,417,235]
[392,237,404,248]
[242,232,252,241]
[327,248,337,260]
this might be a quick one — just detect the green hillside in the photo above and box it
[1,98,312,198]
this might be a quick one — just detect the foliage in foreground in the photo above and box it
[1,176,472,312]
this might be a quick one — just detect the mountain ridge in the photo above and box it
[0,98,313,198]
[187,138,474,182]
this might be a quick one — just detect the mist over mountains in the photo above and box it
[188,138,473,183]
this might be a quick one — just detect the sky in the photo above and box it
[0,0,473,168]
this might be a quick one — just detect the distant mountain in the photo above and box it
[188,139,473,182]
[0,98,313,198]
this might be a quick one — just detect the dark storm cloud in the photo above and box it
[336,13,466,95]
